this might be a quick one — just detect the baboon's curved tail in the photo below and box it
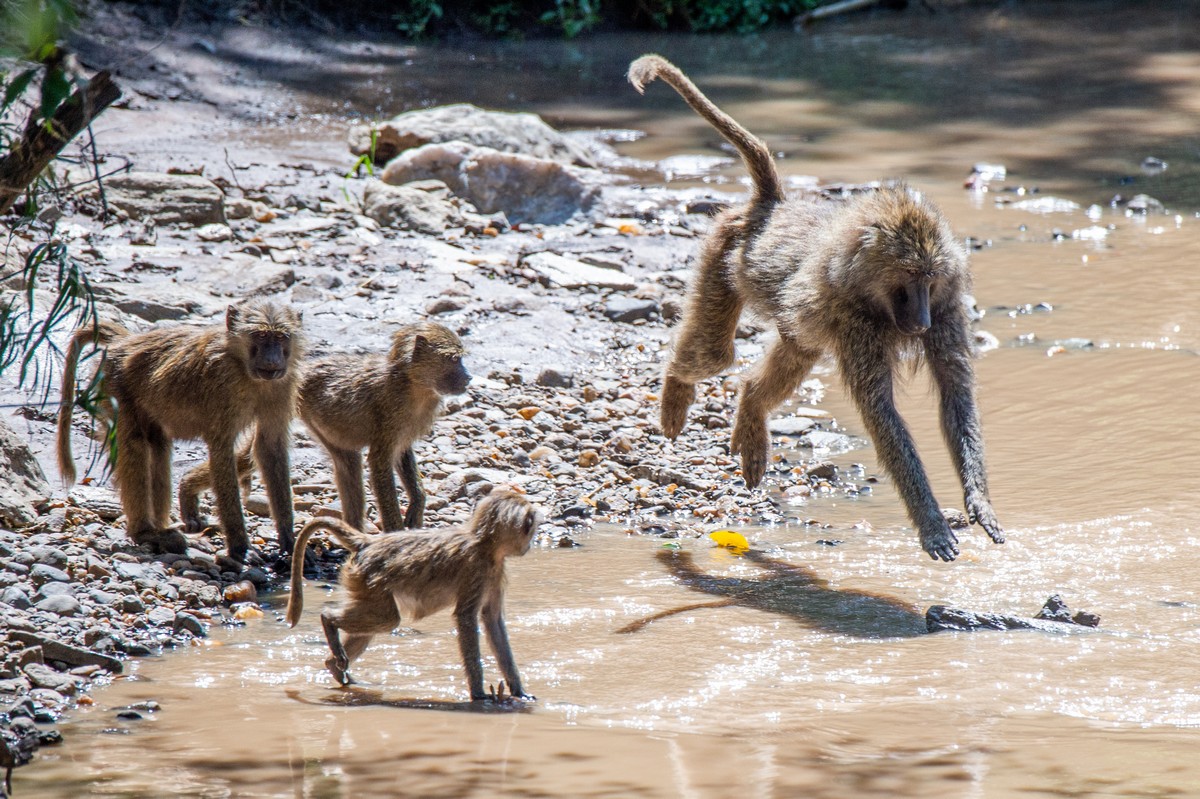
[628,54,783,208]
[56,321,124,486]
[287,518,373,627]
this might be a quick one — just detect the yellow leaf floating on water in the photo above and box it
[709,529,749,554]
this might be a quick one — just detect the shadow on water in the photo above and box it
[285,687,535,714]
[619,549,928,638]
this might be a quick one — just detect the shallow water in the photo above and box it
[18,2,1200,796]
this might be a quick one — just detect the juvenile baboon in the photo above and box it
[57,302,303,561]
[629,55,1003,561]
[287,487,540,700]
[179,321,469,532]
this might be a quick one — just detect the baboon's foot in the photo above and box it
[919,520,960,562]
[403,504,425,530]
[324,655,351,686]
[660,376,696,439]
[182,514,210,534]
[224,540,250,566]
[131,526,189,555]
[731,412,769,488]
[966,494,1005,544]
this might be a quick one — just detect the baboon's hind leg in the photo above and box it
[662,224,743,439]
[731,337,821,488]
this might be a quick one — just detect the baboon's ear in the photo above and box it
[226,305,240,330]
[413,334,429,352]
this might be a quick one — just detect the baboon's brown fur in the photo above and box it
[629,54,1003,561]
[179,321,469,532]
[56,302,303,560]
[287,487,539,700]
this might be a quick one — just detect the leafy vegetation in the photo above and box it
[1,0,105,415]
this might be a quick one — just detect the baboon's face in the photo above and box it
[247,330,294,380]
[889,276,932,337]
[435,351,471,396]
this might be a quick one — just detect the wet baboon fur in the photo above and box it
[629,54,1003,562]
[287,487,540,699]
[179,321,469,532]
[56,302,304,560]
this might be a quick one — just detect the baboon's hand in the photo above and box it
[325,656,350,686]
[731,414,768,488]
[966,494,1005,544]
[919,520,960,562]
[660,376,695,439]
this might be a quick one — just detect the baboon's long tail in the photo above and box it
[628,54,783,207]
[286,518,373,628]
[56,322,122,486]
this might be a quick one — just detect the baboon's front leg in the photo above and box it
[207,437,250,563]
[455,600,488,700]
[662,223,744,438]
[925,317,1004,544]
[482,594,532,700]
[731,338,821,488]
[395,447,425,529]
[320,611,350,685]
[368,442,404,532]
[837,336,959,562]
[255,423,295,552]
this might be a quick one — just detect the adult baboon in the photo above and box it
[288,487,539,700]
[179,321,469,532]
[57,302,303,561]
[629,54,1003,561]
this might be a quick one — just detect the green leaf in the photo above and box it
[2,67,37,112]
[39,65,71,122]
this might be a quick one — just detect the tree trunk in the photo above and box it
[0,70,122,214]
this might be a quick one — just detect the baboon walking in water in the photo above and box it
[57,302,303,561]
[179,321,469,532]
[287,487,540,700]
[629,54,1003,561]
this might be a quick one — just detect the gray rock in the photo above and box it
[29,564,70,587]
[363,181,481,235]
[34,594,82,616]
[27,546,68,570]
[768,416,816,436]
[0,415,51,528]
[209,256,296,297]
[99,171,226,226]
[535,367,574,388]
[381,142,600,225]
[351,103,596,168]
[1,586,31,609]
[522,253,636,290]
[173,612,207,638]
[146,606,176,626]
[112,561,148,580]
[7,630,123,674]
[22,662,85,695]
[117,595,145,613]
[603,297,658,323]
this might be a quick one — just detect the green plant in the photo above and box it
[394,0,443,38]
[539,0,602,38]
[2,0,111,471]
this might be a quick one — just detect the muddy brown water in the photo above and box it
[18,3,1200,796]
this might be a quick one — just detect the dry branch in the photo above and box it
[0,70,121,214]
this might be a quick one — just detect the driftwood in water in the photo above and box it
[0,70,121,214]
